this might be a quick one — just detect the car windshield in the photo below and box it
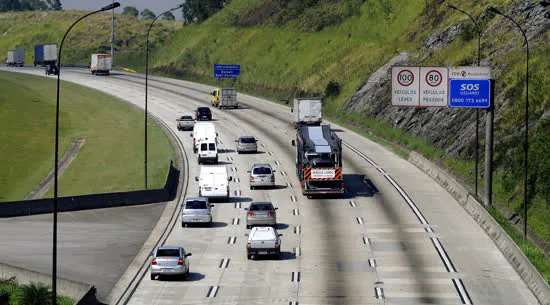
[185,201,207,209]
[250,204,273,211]
[156,249,179,257]
[253,167,271,175]
[240,137,255,143]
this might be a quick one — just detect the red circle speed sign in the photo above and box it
[425,70,443,87]
[397,70,414,87]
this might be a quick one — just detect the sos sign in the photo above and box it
[449,79,491,108]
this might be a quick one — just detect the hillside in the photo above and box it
[147,0,550,253]
[0,10,182,66]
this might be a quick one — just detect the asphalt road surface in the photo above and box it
[0,66,540,305]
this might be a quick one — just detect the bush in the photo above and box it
[324,80,341,98]
[18,283,52,305]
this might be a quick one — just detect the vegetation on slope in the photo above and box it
[0,71,174,201]
[0,10,182,66]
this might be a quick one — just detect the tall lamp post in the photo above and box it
[487,6,529,240]
[53,3,120,305]
[144,4,183,189]
[445,3,482,197]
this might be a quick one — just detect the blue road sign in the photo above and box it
[214,64,240,79]
[449,79,491,108]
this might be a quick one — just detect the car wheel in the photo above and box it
[246,225,251,229]
[247,254,252,260]
[181,222,184,227]
[150,274,155,280]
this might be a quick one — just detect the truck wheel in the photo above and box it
[150,274,155,280]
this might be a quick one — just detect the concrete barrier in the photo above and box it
[0,161,178,218]
[408,151,550,305]
[0,262,97,305]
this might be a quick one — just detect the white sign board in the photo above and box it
[391,66,449,108]
[311,169,335,179]
[449,66,492,80]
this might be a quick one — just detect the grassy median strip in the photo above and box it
[0,71,174,201]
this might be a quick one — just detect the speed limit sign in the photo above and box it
[391,66,419,107]
[419,67,448,107]
[425,70,443,87]
[397,70,415,87]
[391,66,448,108]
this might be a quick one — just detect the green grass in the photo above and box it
[0,71,174,201]
[0,282,73,305]
[0,11,182,66]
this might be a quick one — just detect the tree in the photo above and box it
[181,0,227,24]
[162,11,175,20]
[141,8,156,20]
[122,5,139,17]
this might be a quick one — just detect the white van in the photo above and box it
[197,139,218,164]
[195,165,232,200]
[191,122,217,153]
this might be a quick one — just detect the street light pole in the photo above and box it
[144,4,183,190]
[111,0,114,57]
[487,6,530,240]
[445,3,482,197]
[54,4,119,305]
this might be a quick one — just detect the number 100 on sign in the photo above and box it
[391,67,419,107]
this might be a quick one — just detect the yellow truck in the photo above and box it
[210,88,238,109]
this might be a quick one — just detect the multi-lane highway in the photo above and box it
[1,66,540,305]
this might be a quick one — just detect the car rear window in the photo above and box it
[181,116,192,120]
[197,108,210,112]
[253,167,271,175]
[200,143,207,150]
[185,201,207,209]
[240,137,255,143]
[209,143,215,150]
[250,204,272,211]
[156,249,179,257]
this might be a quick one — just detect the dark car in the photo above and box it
[195,107,212,121]
[45,64,58,76]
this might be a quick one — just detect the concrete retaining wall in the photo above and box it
[408,151,550,305]
[0,262,97,305]
[0,161,178,218]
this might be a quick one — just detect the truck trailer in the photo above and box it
[91,54,112,75]
[7,50,25,67]
[292,124,344,197]
[34,44,57,66]
[291,98,322,128]
[211,88,238,109]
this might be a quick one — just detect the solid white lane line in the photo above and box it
[363,237,370,245]
[206,286,219,298]
[452,278,473,305]
[384,174,428,225]
[425,226,434,233]
[368,258,377,268]
[349,200,356,207]
[431,237,456,273]
[375,287,384,299]
[356,217,364,224]
[290,196,297,202]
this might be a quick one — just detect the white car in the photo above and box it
[150,246,191,280]
[246,226,282,260]
[181,197,214,227]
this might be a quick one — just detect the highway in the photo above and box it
[0,66,540,305]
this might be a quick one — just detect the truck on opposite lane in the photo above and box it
[211,88,238,109]
[7,50,25,67]
[91,54,113,75]
[34,44,57,66]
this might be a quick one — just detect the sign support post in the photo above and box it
[484,80,495,208]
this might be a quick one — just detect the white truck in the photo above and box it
[34,44,57,66]
[192,122,217,153]
[291,98,322,128]
[195,165,232,200]
[211,88,238,109]
[91,54,112,75]
[246,227,282,260]
[176,115,195,131]
[7,50,25,67]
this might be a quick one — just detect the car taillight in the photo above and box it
[196,112,200,114]
[250,176,254,181]
[193,138,196,145]
[275,242,279,249]
[247,242,251,249]
[152,258,157,265]
[248,212,254,216]
[268,211,274,216]
[178,258,184,265]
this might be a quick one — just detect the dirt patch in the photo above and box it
[237,0,278,27]
[25,138,86,200]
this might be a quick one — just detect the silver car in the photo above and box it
[246,202,278,229]
[150,246,192,280]
[236,136,258,153]
[181,197,214,227]
[248,163,275,189]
